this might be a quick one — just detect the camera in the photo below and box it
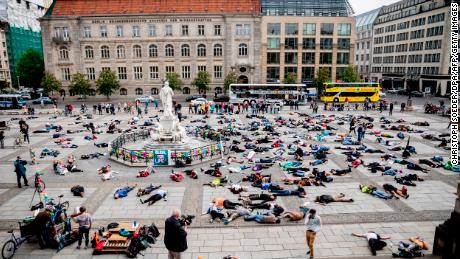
[180,214,195,226]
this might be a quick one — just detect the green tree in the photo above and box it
[224,71,238,90]
[96,69,120,99]
[283,73,297,84]
[68,72,91,97]
[314,68,331,95]
[340,65,361,83]
[192,71,211,93]
[41,71,62,95]
[16,49,45,89]
[164,72,182,90]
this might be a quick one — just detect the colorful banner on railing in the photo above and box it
[153,150,169,166]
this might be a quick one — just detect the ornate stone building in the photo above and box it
[40,0,261,97]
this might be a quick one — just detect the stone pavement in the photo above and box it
[0,97,454,258]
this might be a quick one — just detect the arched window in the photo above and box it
[135,88,143,95]
[133,44,142,58]
[59,89,66,96]
[117,45,125,58]
[238,43,248,56]
[182,87,190,94]
[120,88,127,95]
[151,88,159,95]
[213,44,222,57]
[215,87,223,94]
[165,44,174,57]
[101,45,110,58]
[59,46,69,60]
[197,44,206,57]
[181,44,190,57]
[149,44,158,58]
[84,46,94,59]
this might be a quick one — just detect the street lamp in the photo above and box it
[406,72,416,100]
[16,76,20,89]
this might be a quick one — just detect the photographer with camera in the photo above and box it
[164,209,188,259]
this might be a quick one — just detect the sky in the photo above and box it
[349,0,402,15]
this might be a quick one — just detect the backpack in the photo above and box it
[126,237,146,258]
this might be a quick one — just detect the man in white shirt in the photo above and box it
[352,231,391,256]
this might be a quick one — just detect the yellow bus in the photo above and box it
[320,82,380,103]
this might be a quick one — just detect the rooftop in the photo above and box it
[47,0,260,17]
[355,7,380,30]
[261,0,354,17]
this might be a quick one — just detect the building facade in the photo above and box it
[354,8,380,82]
[370,0,451,95]
[41,0,261,97]
[0,16,11,88]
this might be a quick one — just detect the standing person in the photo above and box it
[71,206,92,249]
[400,102,406,112]
[389,102,394,116]
[352,231,390,256]
[305,208,321,258]
[164,209,188,259]
[0,130,4,149]
[349,117,356,135]
[379,101,384,113]
[144,101,149,115]
[357,124,364,143]
[13,156,28,188]
[33,206,52,248]
[20,120,30,144]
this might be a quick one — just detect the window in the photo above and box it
[337,38,350,49]
[198,25,205,36]
[166,66,175,73]
[319,53,332,64]
[285,38,298,50]
[426,26,443,37]
[116,25,123,37]
[285,52,298,64]
[214,66,223,78]
[84,46,94,59]
[213,44,223,57]
[102,67,111,72]
[267,38,280,49]
[197,44,206,57]
[182,87,190,94]
[182,25,189,36]
[120,88,127,95]
[336,67,346,80]
[197,65,207,72]
[302,53,315,64]
[181,44,190,57]
[59,46,69,60]
[86,67,95,80]
[182,66,191,79]
[215,87,223,94]
[267,23,281,35]
[83,26,91,38]
[302,38,315,50]
[285,23,298,35]
[100,45,110,58]
[149,44,158,58]
[301,67,314,80]
[238,43,248,56]
[135,88,143,95]
[303,23,316,36]
[100,26,107,37]
[165,44,174,57]
[133,66,143,80]
[151,88,159,95]
[117,45,125,59]
[133,45,142,58]
[149,25,156,37]
[337,23,351,36]
[62,27,70,38]
[236,24,251,36]
[61,68,71,81]
[284,67,297,79]
[117,67,127,80]
[337,53,349,64]
[214,25,221,36]
[320,38,333,49]
[321,23,334,35]
[267,53,280,64]
[132,26,140,37]
[149,66,159,79]
[165,25,173,36]
[266,67,280,82]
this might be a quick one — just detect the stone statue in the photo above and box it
[159,80,174,118]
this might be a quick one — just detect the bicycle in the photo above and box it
[1,229,31,259]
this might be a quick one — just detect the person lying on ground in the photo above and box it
[329,166,352,176]
[223,206,252,225]
[140,189,167,205]
[212,198,244,210]
[418,159,442,168]
[271,186,306,198]
[243,212,281,224]
[203,177,228,187]
[238,193,276,202]
[227,156,244,164]
[395,174,424,186]
[394,159,429,173]
[114,184,137,199]
[352,231,391,256]
[359,184,393,200]
[137,184,161,197]
[309,159,327,166]
[279,204,310,221]
[228,184,248,194]
[281,177,325,187]
[314,193,354,205]
[383,183,409,199]
[202,204,226,223]
[53,160,69,175]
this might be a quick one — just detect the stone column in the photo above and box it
[433,183,460,258]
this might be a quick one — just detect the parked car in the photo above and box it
[410,91,424,97]
[191,98,211,105]
[379,91,386,98]
[135,95,154,103]
[186,95,203,102]
[387,88,401,94]
[32,97,53,104]
[397,89,407,95]
[213,95,230,102]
